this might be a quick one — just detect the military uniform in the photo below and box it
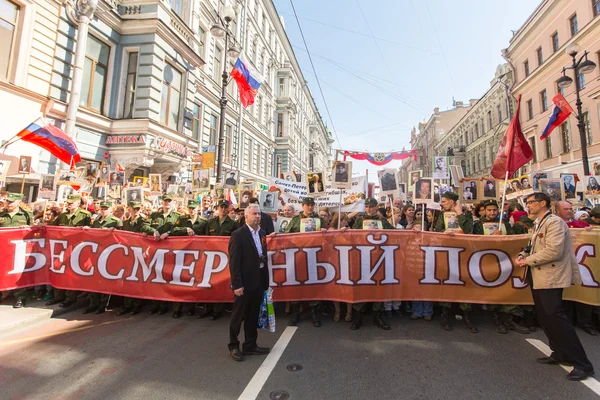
[349,198,394,330]
[148,194,181,315]
[0,193,33,308]
[117,201,156,316]
[434,192,477,333]
[85,201,122,314]
[198,200,239,320]
[472,200,528,334]
[49,195,92,307]
[171,200,206,317]
[286,197,327,327]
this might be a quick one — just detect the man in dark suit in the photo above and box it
[228,204,270,362]
[515,192,594,381]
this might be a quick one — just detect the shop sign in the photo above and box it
[105,135,147,145]
[151,136,193,158]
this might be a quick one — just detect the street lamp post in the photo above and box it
[211,7,241,185]
[557,43,597,176]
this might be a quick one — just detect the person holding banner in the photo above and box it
[349,197,394,331]
[434,192,477,333]
[472,200,529,335]
[83,201,122,315]
[46,194,92,308]
[285,197,326,327]
[515,193,594,381]
[116,201,156,316]
[0,193,33,309]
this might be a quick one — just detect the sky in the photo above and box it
[271,0,541,179]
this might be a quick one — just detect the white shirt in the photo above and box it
[247,224,264,269]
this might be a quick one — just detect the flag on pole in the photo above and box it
[540,93,573,140]
[230,58,261,108]
[491,95,534,179]
[16,118,81,167]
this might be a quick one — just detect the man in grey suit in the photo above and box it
[515,192,594,381]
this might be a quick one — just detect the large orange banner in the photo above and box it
[0,227,598,305]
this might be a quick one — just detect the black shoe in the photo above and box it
[117,308,131,316]
[463,313,478,333]
[567,368,595,381]
[504,316,530,334]
[186,308,195,317]
[229,348,244,362]
[148,307,159,315]
[440,310,452,331]
[351,312,362,330]
[493,312,508,334]
[95,308,105,315]
[158,307,169,315]
[59,300,75,308]
[209,312,221,321]
[582,325,598,336]
[197,310,209,319]
[13,299,24,309]
[288,306,300,326]
[374,312,391,330]
[310,306,321,327]
[82,307,96,314]
[536,356,572,366]
[45,298,64,306]
[385,310,393,320]
[130,307,141,315]
[243,346,270,355]
[173,311,182,319]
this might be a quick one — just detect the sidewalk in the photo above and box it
[0,297,82,334]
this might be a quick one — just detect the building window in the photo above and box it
[536,47,543,66]
[0,0,19,80]
[529,137,537,163]
[224,123,232,162]
[192,104,201,141]
[560,122,571,153]
[209,114,218,145]
[524,60,530,77]
[545,136,553,158]
[81,36,110,113]
[497,104,502,122]
[277,112,283,136]
[123,52,138,119]
[577,69,585,89]
[527,99,534,119]
[278,77,285,96]
[256,95,263,124]
[540,89,548,112]
[594,0,600,17]
[169,0,184,18]
[487,111,492,130]
[159,63,182,130]
[474,122,479,138]
[213,46,222,81]
[583,111,593,144]
[570,14,578,36]
[198,25,206,56]
[255,144,261,174]
[551,32,559,53]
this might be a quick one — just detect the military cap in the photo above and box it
[162,194,173,201]
[128,201,142,209]
[365,197,378,206]
[99,201,112,208]
[217,199,229,207]
[442,191,459,201]
[483,199,499,208]
[302,197,315,205]
[5,193,24,202]
[65,194,82,203]
[590,205,600,218]
[187,199,200,208]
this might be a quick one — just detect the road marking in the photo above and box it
[0,318,133,346]
[238,326,298,400]
[526,338,600,396]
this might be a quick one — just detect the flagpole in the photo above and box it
[498,171,510,225]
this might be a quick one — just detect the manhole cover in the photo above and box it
[269,390,290,400]
[286,363,303,372]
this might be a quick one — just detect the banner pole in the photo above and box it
[337,190,342,229]
[20,174,26,194]
[421,201,425,229]
[390,194,395,228]
[498,171,510,225]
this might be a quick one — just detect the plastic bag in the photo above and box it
[258,288,276,333]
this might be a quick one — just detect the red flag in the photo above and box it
[491,95,533,179]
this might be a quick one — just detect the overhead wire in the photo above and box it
[424,0,457,92]
[289,0,342,148]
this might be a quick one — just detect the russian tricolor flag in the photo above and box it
[230,58,261,108]
[17,118,81,166]
[540,93,573,140]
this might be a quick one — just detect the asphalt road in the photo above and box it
[1,306,599,400]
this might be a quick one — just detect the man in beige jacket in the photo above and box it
[515,192,594,381]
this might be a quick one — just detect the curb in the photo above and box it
[0,299,84,334]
